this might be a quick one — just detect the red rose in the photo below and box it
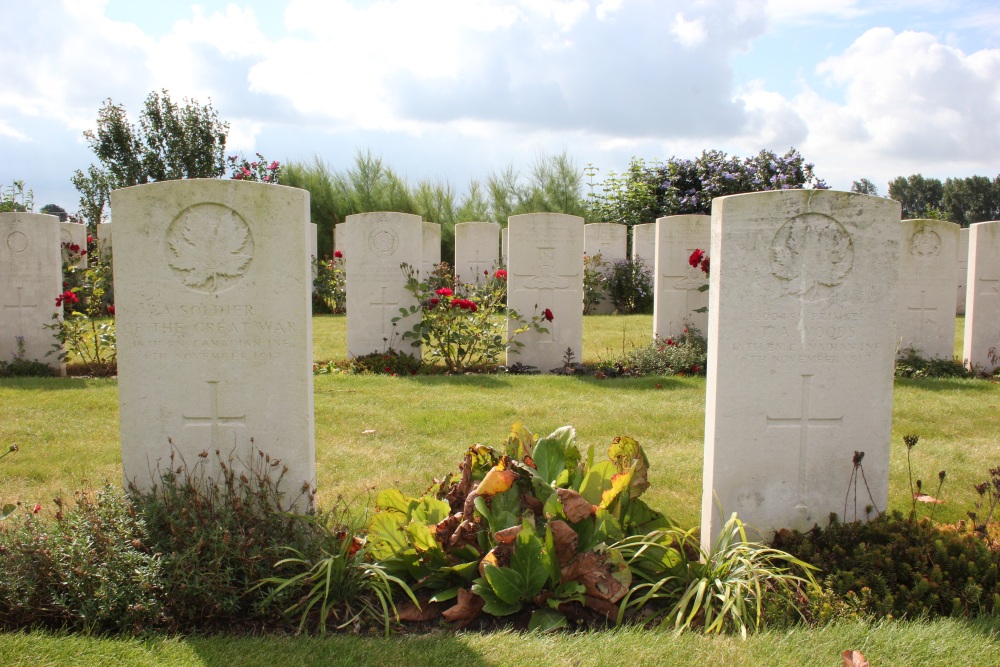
[107,305,116,316]
[468,302,478,313]
[494,269,507,281]
[32,504,41,514]
[334,250,343,258]
[429,297,439,307]
[688,249,705,268]
[543,308,554,322]
[435,287,453,296]
[700,257,710,274]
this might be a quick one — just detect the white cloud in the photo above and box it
[0,120,30,141]
[671,12,707,47]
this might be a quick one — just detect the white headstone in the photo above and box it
[309,222,318,292]
[111,180,315,510]
[897,219,959,359]
[507,213,583,370]
[333,224,343,256]
[584,223,627,314]
[97,223,112,261]
[454,221,499,284]
[345,212,423,358]
[60,221,88,269]
[0,213,63,372]
[501,227,509,267]
[963,220,1000,374]
[422,221,441,278]
[631,223,655,268]
[957,227,969,316]
[702,190,900,548]
[653,215,710,340]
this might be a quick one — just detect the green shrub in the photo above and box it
[605,258,653,314]
[350,349,423,375]
[614,327,707,377]
[895,349,974,379]
[0,337,57,377]
[131,447,325,632]
[771,511,1000,620]
[0,484,164,634]
[313,254,346,314]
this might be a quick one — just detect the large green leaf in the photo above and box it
[376,488,414,515]
[411,496,451,525]
[511,525,548,598]
[532,436,568,486]
[528,608,568,632]
[578,460,617,505]
[368,512,410,559]
[608,436,651,498]
[0,503,15,520]
[483,563,526,605]
[406,521,441,552]
[471,578,521,616]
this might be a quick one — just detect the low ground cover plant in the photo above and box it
[612,327,708,377]
[367,423,813,633]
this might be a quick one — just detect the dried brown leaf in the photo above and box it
[548,520,579,567]
[841,649,869,667]
[556,488,595,523]
[442,589,486,629]
[396,599,442,623]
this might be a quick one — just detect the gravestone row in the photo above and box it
[27,176,996,546]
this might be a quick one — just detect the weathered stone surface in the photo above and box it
[501,227,509,267]
[957,227,969,315]
[0,213,63,372]
[60,221,88,269]
[422,221,441,277]
[653,215,710,339]
[507,213,584,370]
[454,222,499,284]
[584,223,627,314]
[345,212,422,358]
[96,223,112,261]
[702,190,900,548]
[897,219,959,359]
[631,223,655,268]
[963,221,1000,373]
[111,179,315,510]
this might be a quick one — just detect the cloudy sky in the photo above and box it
[2,0,999,213]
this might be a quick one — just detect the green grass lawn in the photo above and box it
[3,313,998,665]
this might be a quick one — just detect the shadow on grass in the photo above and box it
[895,377,1000,393]
[186,633,498,667]
[0,376,114,391]
[400,373,697,392]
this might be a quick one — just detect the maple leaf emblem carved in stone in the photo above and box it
[167,204,254,293]
[770,213,854,302]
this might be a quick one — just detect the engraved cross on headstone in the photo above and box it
[369,285,400,336]
[766,374,843,510]
[2,286,38,337]
[183,380,246,450]
[907,289,937,340]
[466,248,490,282]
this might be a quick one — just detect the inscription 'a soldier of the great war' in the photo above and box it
[167,204,254,294]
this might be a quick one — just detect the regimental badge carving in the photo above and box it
[770,213,854,302]
[166,204,254,294]
[6,231,28,253]
[60,228,72,244]
[367,225,399,257]
[524,247,571,289]
[910,226,941,259]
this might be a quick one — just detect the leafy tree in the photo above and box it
[0,180,33,213]
[586,148,826,230]
[887,174,944,220]
[942,175,1000,227]
[72,90,230,232]
[851,178,879,196]
[39,204,68,221]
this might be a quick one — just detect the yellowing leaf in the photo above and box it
[478,466,517,496]
[914,493,944,504]
[599,470,633,509]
